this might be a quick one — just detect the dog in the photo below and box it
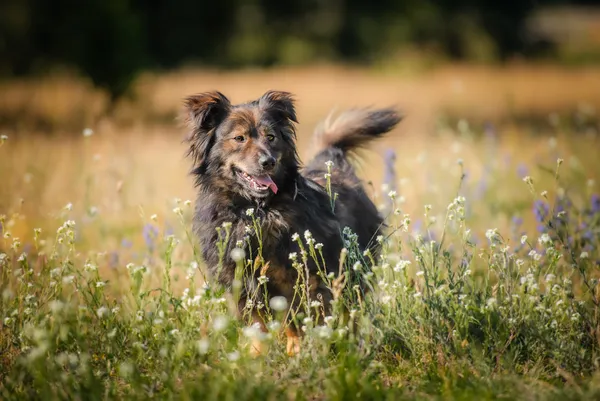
[183,90,401,355]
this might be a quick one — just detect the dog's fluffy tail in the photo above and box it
[312,108,402,156]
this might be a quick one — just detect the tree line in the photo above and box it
[0,0,587,100]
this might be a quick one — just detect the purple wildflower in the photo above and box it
[475,177,488,199]
[484,122,496,140]
[109,252,119,269]
[424,230,437,243]
[143,223,159,252]
[383,149,397,191]
[121,238,133,249]
[591,194,600,214]
[533,200,549,223]
[517,163,529,179]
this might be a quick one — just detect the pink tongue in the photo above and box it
[254,175,278,194]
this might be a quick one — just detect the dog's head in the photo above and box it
[184,90,298,199]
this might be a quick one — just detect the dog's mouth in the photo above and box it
[235,169,278,194]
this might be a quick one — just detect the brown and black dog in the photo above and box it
[183,90,401,354]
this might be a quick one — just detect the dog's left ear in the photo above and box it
[259,90,298,125]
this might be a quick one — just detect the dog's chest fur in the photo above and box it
[193,182,343,295]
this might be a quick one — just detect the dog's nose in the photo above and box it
[259,154,276,169]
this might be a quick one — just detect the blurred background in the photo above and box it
[0,0,599,255]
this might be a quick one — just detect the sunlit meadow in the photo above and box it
[1,66,600,400]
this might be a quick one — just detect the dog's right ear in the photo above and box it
[184,91,231,172]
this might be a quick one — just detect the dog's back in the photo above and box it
[303,108,402,253]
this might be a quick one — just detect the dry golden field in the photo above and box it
[1,63,599,257]
[3,64,600,399]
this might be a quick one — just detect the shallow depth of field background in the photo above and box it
[1,1,600,399]
[1,65,599,259]
[1,2,600,250]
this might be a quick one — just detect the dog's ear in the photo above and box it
[258,90,297,124]
[184,91,231,171]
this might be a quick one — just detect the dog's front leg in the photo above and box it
[248,310,269,357]
[285,326,301,356]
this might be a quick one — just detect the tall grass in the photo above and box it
[1,104,600,399]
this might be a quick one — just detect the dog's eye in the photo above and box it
[234,135,246,143]
[266,134,275,142]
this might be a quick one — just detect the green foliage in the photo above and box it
[0,0,561,100]
[1,132,600,399]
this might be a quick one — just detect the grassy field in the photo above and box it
[1,64,600,400]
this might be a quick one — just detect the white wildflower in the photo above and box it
[212,316,229,332]
[84,262,97,272]
[394,260,411,272]
[485,228,499,242]
[315,325,333,339]
[197,339,210,354]
[270,296,288,312]
[230,248,245,262]
[242,323,263,339]
[268,321,281,331]
[96,306,109,318]
[528,250,541,261]
[538,233,552,246]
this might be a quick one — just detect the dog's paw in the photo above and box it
[286,334,301,356]
[249,337,268,358]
